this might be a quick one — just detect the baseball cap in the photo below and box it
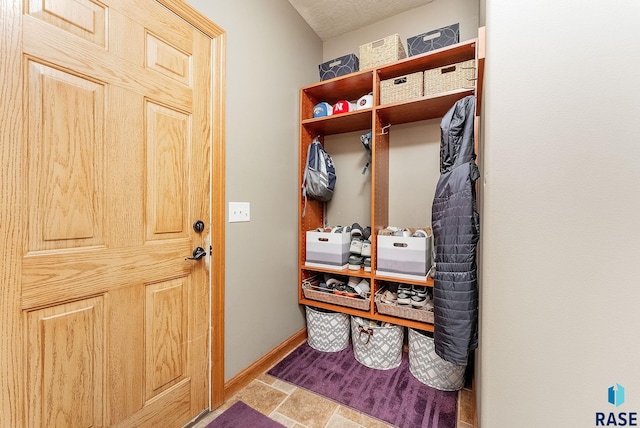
[313,102,333,118]
[356,93,373,110]
[333,100,352,115]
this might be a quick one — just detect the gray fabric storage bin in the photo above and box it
[306,306,350,352]
[407,23,460,56]
[350,317,403,370]
[319,54,359,81]
[408,328,466,391]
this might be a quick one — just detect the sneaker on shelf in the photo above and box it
[381,288,397,304]
[363,257,371,272]
[412,229,429,238]
[348,255,363,270]
[354,279,370,298]
[360,239,371,257]
[333,283,347,296]
[343,284,359,298]
[410,284,429,308]
[349,237,363,255]
[325,277,344,293]
[346,277,361,297]
[397,284,412,305]
[362,226,372,240]
[350,223,363,239]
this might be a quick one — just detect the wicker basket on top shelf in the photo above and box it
[423,59,476,96]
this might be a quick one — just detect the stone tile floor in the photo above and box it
[190,367,474,428]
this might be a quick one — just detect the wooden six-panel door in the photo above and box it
[0,0,223,426]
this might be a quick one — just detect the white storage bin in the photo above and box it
[306,306,350,352]
[350,317,403,370]
[408,328,466,391]
[305,230,350,270]
[376,234,433,280]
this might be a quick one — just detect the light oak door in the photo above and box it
[0,0,225,426]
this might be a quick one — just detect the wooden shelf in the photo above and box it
[301,109,372,136]
[376,89,475,126]
[298,31,484,330]
[301,265,373,279]
[300,297,434,331]
[302,70,373,105]
[376,40,477,80]
[375,274,434,287]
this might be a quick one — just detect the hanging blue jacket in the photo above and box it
[431,95,479,366]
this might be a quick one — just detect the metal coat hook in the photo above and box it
[463,65,478,88]
[379,124,391,135]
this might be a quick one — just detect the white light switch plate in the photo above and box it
[229,202,250,222]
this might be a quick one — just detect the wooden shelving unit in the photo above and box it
[298,35,484,331]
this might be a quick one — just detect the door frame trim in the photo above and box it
[156,0,227,409]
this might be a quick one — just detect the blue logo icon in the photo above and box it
[609,384,625,407]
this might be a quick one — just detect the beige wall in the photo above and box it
[480,0,640,426]
[185,0,322,381]
[324,0,479,229]
[178,4,640,425]
[323,0,480,61]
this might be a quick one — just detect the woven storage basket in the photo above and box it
[306,306,350,352]
[380,72,424,105]
[359,34,407,69]
[375,290,434,323]
[302,278,370,311]
[350,317,403,370]
[408,328,466,391]
[423,59,476,96]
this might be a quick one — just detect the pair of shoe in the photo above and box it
[349,223,372,270]
[322,277,356,297]
[349,252,372,270]
[378,226,431,238]
[323,275,369,299]
[397,284,432,308]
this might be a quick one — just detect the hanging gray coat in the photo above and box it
[431,95,479,366]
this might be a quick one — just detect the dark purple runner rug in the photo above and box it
[268,342,457,428]
[205,401,285,428]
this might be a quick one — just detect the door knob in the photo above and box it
[185,246,207,260]
[193,220,205,233]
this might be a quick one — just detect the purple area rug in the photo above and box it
[268,342,457,428]
[205,401,285,428]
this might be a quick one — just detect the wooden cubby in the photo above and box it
[298,34,484,331]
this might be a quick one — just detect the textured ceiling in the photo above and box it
[288,0,434,41]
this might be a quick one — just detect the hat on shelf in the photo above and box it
[356,93,373,110]
[333,100,354,115]
[313,102,333,118]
